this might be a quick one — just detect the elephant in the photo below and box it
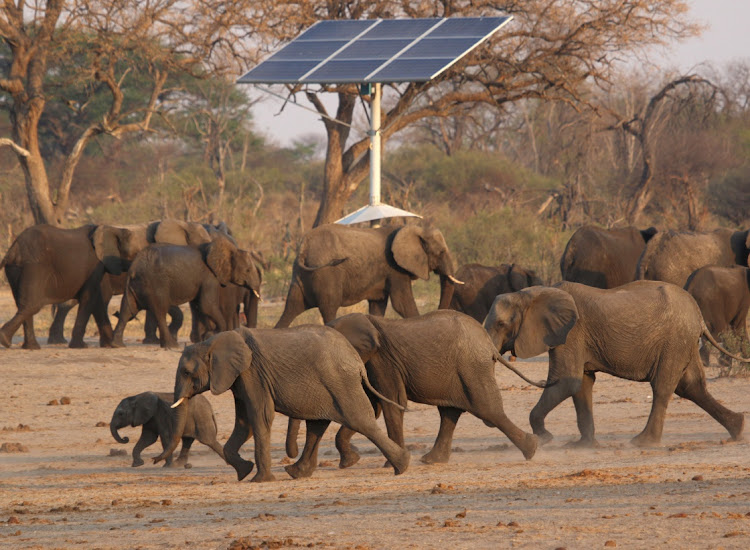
[112,239,261,348]
[154,327,411,483]
[685,265,750,366]
[484,281,746,448]
[560,225,657,288]
[47,220,236,344]
[448,263,543,322]
[637,228,750,287]
[274,223,463,328]
[288,311,538,469]
[110,391,224,468]
[0,224,115,349]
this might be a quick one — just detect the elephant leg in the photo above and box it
[48,301,75,344]
[569,372,598,447]
[142,310,160,344]
[69,282,103,348]
[472,395,538,460]
[529,377,581,445]
[335,426,361,469]
[90,292,114,348]
[112,289,139,347]
[173,437,194,467]
[250,405,276,483]
[196,295,226,336]
[285,419,331,479]
[318,303,340,324]
[0,303,43,349]
[699,336,711,367]
[631,377,676,447]
[133,429,159,467]
[224,399,255,481]
[154,306,178,349]
[275,283,306,328]
[422,406,462,464]
[368,298,388,317]
[342,415,410,476]
[200,436,225,462]
[167,306,184,340]
[21,315,41,350]
[674,362,744,441]
[285,417,302,458]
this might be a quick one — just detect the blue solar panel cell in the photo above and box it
[360,18,441,39]
[334,39,413,60]
[238,60,319,83]
[270,40,349,61]
[371,58,455,82]
[399,37,480,59]
[429,17,508,38]
[296,20,377,41]
[307,60,385,82]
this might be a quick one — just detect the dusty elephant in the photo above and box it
[637,228,750,287]
[685,265,750,366]
[560,225,657,288]
[275,223,462,327]
[448,263,542,322]
[484,281,746,447]
[112,239,261,348]
[294,311,538,468]
[155,327,410,482]
[110,391,224,468]
[1,224,115,349]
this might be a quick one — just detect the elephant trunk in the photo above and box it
[110,417,129,444]
[437,274,455,310]
[153,394,188,463]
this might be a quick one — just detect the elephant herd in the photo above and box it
[1,219,750,483]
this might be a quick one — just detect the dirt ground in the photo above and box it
[2,289,750,549]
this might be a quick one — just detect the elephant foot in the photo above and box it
[131,458,144,467]
[142,335,160,345]
[0,331,11,348]
[22,340,41,350]
[519,433,538,460]
[726,412,744,441]
[564,437,600,449]
[233,459,255,481]
[47,335,67,345]
[68,340,88,349]
[284,460,316,479]
[630,432,660,448]
[183,463,192,469]
[250,470,276,483]
[111,339,125,348]
[533,430,554,446]
[338,450,361,469]
[161,339,180,350]
[420,449,450,464]
[390,449,410,475]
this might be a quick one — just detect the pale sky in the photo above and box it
[248,0,750,147]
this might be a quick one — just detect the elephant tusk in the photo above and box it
[253,289,262,301]
[171,397,186,409]
[448,275,465,285]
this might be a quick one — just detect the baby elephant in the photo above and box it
[110,391,224,468]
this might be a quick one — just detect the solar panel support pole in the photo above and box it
[369,82,382,206]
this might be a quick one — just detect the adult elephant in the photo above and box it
[155,327,411,482]
[448,263,543,322]
[685,265,750,366]
[637,228,750,287]
[484,282,746,448]
[112,239,261,349]
[275,223,462,328]
[48,220,236,344]
[293,311,538,468]
[560,225,657,288]
[1,224,115,349]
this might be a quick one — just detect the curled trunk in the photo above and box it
[110,421,129,444]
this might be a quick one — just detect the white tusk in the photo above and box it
[253,289,261,300]
[448,275,465,285]
[171,397,186,409]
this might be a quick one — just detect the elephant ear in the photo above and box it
[207,331,252,395]
[515,287,578,359]
[327,314,381,363]
[184,222,212,246]
[640,226,658,243]
[132,392,160,425]
[205,238,234,286]
[92,226,125,275]
[391,225,429,280]
[508,264,529,292]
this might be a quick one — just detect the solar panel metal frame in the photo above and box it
[237,16,512,85]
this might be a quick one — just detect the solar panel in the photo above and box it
[237,16,511,85]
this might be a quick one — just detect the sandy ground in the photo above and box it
[2,289,750,549]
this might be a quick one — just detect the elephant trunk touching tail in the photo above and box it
[495,352,555,389]
[702,324,750,363]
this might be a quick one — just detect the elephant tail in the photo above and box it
[702,325,750,363]
[0,239,19,270]
[361,373,406,411]
[297,256,348,272]
[495,352,555,388]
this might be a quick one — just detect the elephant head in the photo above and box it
[484,286,579,358]
[153,220,213,247]
[390,224,463,308]
[204,239,262,297]
[507,264,543,292]
[110,392,161,444]
[156,330,252,462]
[93,224,151,275]
[327,314,381,364]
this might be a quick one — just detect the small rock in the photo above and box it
[318,460,335,467]
[456,509,467,518]
[508,521,519,527]
[278,494,288,499]
[443,519,460,527]
[0,442,29,453]
[7,516,20,524]
[96,421,108,427]
[60,397,71,405]
[161,500,172,506]
[48,400,59,406]
[108,449,127,457]
[135,513,144,519]
[279,456,293,465]
[111,500,120,506]
[692,475,704,481]
[604,541,617,547]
